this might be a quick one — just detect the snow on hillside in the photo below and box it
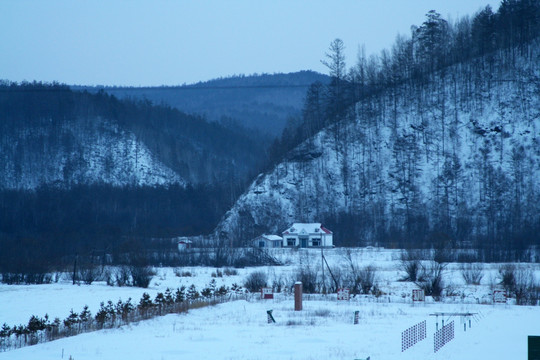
[216,49,540,244]
[0,118,183,189]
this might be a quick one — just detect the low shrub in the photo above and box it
[294,266,319,294]
[416,261,445,300]
[223,268,238,276]
[79,265,101,285]
[461,263,484,285]
[356,265,378,294]
[498,264,516,293]
[131,266,155,288]
[513,268,539,305]
[399,250,423,282]
[244,271,267,292]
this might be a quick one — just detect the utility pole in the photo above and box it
[72,253,78,285]
[321,250,339,291]
[321,247,326,294]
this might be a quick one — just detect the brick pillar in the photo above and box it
[294,282,302,311]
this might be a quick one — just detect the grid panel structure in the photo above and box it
[401,320,427,352]
[434,321,455,352]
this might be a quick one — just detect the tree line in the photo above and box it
[0,183,240,281]
[0,283,245,352]
[268,0,540,163]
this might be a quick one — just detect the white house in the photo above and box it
[252,234,283,248]
[281,223,333,248]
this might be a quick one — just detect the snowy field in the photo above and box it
[1,248,539,359]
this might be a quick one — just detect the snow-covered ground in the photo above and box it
[0,297,537,360]
[0,248,538,359]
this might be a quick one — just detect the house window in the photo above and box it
[287,238,295,246]
[258,241,265,248]
[311,239,321,247]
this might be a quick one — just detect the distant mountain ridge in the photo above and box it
[72,71,330,136]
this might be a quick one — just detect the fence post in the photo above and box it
[267,310,276,323]
[294,282,302,311]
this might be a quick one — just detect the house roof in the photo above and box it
[263,234,283,241]
[253,234,283,241]
[282,223,332,235]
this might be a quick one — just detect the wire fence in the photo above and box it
[0,289,249,353]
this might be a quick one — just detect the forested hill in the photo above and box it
[216,1,540,258]
[0,84,269,268]
[73,71,330,137]
[0,83,266,189]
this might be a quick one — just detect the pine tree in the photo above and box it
[164,288,174,306]
[321,38,348,121]
[138,293,153,318]
[121,298,135,322]
[209,279,217,294]
[0,323,10,350]
[95,302,108,328]
[175,286,186,303]
[186,284,199,300]
[78,305,91,330]
[216,285,229,297]
[79,305,91,323]
[0,323,11,338]
[415,10,449,72]
[27,315,46,333]
[154,292,165,315]
[105,300,116,324]
[201,287,213,299]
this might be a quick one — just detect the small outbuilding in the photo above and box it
[282,223,333,248]
[252,234,283,248]
[176,237,193,251]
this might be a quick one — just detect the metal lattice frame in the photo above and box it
[434,321,454,352]
[401,320,427,352]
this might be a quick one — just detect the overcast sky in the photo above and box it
[1,0,501,87]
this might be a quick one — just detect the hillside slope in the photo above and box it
[216,46,540,251]
[0,116,182,190]
[0,84,265,189]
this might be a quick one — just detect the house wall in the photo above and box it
[255,238,283,248]
[282,234,333,247]
[283,236,298,247]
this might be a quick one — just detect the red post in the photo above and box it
[294,282,302,311]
